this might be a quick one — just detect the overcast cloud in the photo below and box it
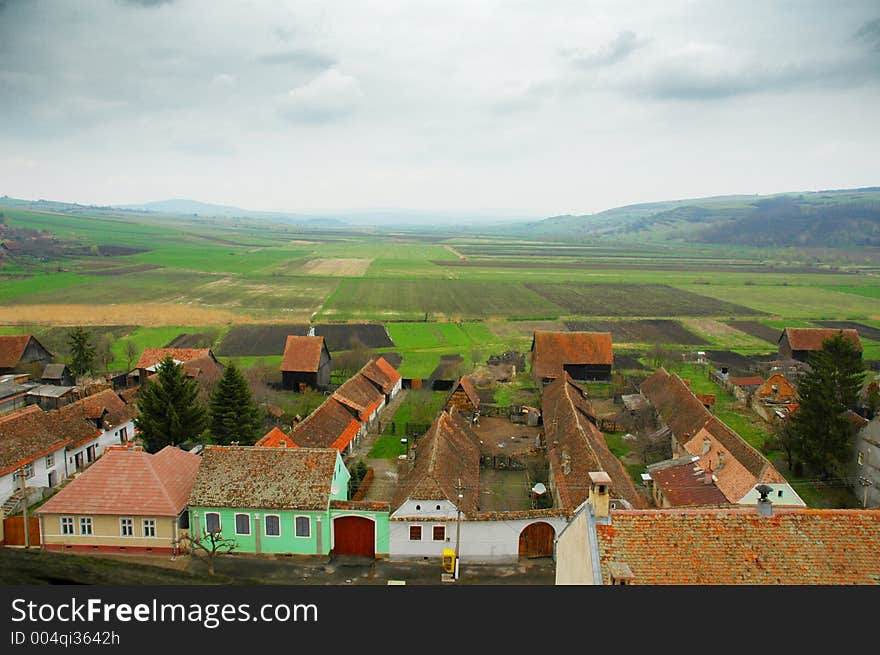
[0,0,878,216]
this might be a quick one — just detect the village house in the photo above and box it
[530,331,614,384]
[0,374,30,414]
[0,334,53,375]
[188,446,389,557]
[778,327,862,363]
[36,445,200,554]
[640,368,805,507]
[555,481,880,584]
[443,376,480,416]
[750,372,799,422]
[853,416,880,508]
[727,375,764,402]
[135,348,224,393]
[26,384,77,411]
[57,388,136,472]
[389,411,569,563]
[280,335,332,391]
[0,406,73,507]
[255,426,298,448]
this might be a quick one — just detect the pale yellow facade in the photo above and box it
[554,508,596,585]
[39,513,180,550]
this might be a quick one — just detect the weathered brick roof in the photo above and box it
[189,445,338,511]
[36,445,200,516]
[289,397,362,451]
[542,375,645,510]
[392,412,482,516]
[359,356,401,394]
[647,458,730,507]
[530,331,613,380]
[597,508,880,584]
[640,368,710,440]
[280,336,326,373]
[0,406,74,476]
[61,388,135,433]
[781,327,862,352]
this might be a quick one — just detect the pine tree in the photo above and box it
[209,362,261,445]
[788,332,864,479]
[134,357,207,452]
[67,326,96,377]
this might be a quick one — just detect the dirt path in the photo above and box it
[444,245,467,260]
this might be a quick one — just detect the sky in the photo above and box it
[0,0,878,218]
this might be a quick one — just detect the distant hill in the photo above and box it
[515,187,880,247]
[117,199,347,227]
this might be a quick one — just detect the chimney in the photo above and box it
[716,451,725,471]
[701,437,711,455]
[703,464,713,485]
[755,484,773,517]
[608,561,635,586]
[588,471,612,519]
[561,450,571,476]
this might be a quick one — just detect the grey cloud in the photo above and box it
[855,17,880,49]
[255,49,336,72]
[566,31,646,70]
[118,0,176,7]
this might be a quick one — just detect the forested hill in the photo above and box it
[517,188,880,247]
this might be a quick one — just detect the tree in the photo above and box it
[134,357,207,452]
[96,332,115,373]
[787,333,865,479]
[174,529,236,576]
[67,326,96,377]
[124,339,138,372]
[209,363,261,445]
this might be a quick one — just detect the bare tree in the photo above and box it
[174,530,237,576]
[96,332,115,373]
[124,339,138,372]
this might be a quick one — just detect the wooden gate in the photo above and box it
[3,516,41,546]
[332,516,375,557]
[518,521,554,558]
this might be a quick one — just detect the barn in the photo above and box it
[530,331,613,384]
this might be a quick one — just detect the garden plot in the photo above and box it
[217,324,309,357]
[314,324,394,351]
[563,319,707,344]
[725,321,781,344]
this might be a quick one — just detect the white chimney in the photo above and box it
[755,484,773,517]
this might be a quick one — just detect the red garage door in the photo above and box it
[333,516,375,557]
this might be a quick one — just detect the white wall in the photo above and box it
[389,379,402,401]
[66,420,135,470]
[737,483,806,507]
[389,514,569,563]
[0,444,68,505]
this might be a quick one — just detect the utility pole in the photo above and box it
[454,478,463,581]
[19,466,30,549]
[858,476,873,508]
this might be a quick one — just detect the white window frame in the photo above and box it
[120,517,133,537]
[142,518,156,538]
[264,514,281,537]
[61,516,75,535]
[205,512,222,534]
[79,517,93,535]
[45,454,54,469]
[234,513,251,536]
[294,515,311,538]
[432,525,446,541]
[13,463,34,481]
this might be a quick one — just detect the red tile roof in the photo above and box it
[755,373,797,402]
[280,336,326,373]
[61,389,135,433]
[696,393,716,406]
[290,397,362,451]
[137,348,214,370]
[781,327,862,352]
[255,427,298,448]
[542,375,644,510]
[0,406,74,476]
[392,412,482,516]
[188,445,338,511]
[640,369,710,443]
[729,376,764,387]
[359,356,402,394]
[648,459,729,507]
[596,508,880,584]
[531,331,613,380]
[36,446,201,516]
[0,335,35,369]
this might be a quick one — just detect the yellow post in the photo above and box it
[442,549,456,574]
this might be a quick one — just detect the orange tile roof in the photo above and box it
[0,406,75,476]
[36,446,201,516]
[255,427,298,448]
[61,389,135,433]
[596,508,880,584]
[696,393,716,406]
[782,327,862,352]
[729,376,764,387]
[392,412,482,516]
[640,369,710,441]
[280,336,325,373]
[0,335,36,369]
[188,446,338,511]
[756,373,797,402]
[290,397,362,451]
[531,331,613,380]
[137,348,214,370]
[359,356,402,394]
[542,375,644,510]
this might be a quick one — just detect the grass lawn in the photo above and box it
[368,391,448,458]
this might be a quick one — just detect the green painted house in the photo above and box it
[188,446,389,557]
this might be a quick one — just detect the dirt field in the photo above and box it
[301,258,373,276]
[217,324,310,356]
[682,318,746,338]
[479,468,532,512]
[472,417,542,456]
[564,319,707,344]
[315,324,394,350]
[725,320,781,344]
[0,303,243,326]
[487,319,567,339]
[817,320,880,341]
[613,353,647,370]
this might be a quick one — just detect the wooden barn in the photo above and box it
[778,327,862,363]
[280,335,332,391]
[530,331,613,384]
[0,335,53,375]
[444,376,480,415]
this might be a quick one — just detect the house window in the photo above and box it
[409,525,422,541]
[13,463,34,481]
[119,427,128,443]
[205,512,221,534]
[777,490,784,498]
[79,517,93,535]
[61,516,74,535]
[235,514,251,536]
[415,504,421,511]
[143,519,156,538]
[435,504,441,510]
[120,518,133,537]
[432,526,446,541]
[295,516,310,538]
[46,454,54,468]
[265,515,281,537]
[858,452,864,466]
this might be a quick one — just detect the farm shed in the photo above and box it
[778,327,862,363]
[530,331,613,384]
[280,335,332,391]
[444,376,480,415]
[41,364,73,387]
[0,335,53,375]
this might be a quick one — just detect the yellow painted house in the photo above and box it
[36,445,201,554]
